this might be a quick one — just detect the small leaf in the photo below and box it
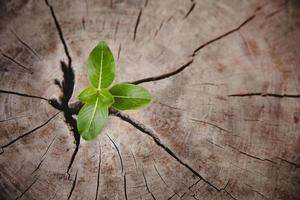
[88,41,115,89]
[78,87,98,105]
[98,88,114,107]
[109,83,152,110]
[77,103,108,140]
[78,87,114,107]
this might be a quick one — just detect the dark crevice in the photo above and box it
[32,135,57,174]
[107,134,124,175]
[15,178,38,200]
[1,52,33,73]
[153,19,164,38]
[131,15,255,85]
[192,14,255,56]
[45,0,80,175]
[189,118,232,133]
[252,189,269,199]
[0,112,59,151]
[10,29,41,60]
[228,145,276,164]
[142,171,157,200]
[67,170,78,200]
[131,150,138,172]
[167,193,177,200]
[129,59,193,84]
[117,43,121,60]
[0,89,49,101]
[154,164,168,187]
[45,0,72,67]
[124,173,128,200]
[110,109,220,191]
[278,157,300,168]
[133,8,143,41]
[228,93,300,98]
[95,142,102,200]
[206,139,223,149]
[184,1,195,19]
[219,181,238,200]
[188,179,201,190]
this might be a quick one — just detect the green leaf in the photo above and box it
[78,87,114,107]
[88,41,115,89]
[78,87,98,105]
[77,103,108,140]
[109,83,152,110]
[98,88,114,107]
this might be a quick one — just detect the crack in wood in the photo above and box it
[95,142,102,200]
[131,14,255,84]
[278,157,300,168]
[189,117,232,133]
[107,134,124,175]
[142,171,157,200]
[45,0,72,67]
[154,164,168,187]
[117,43,121,61]
[0,112,59,152]
[0,89,49,101]
[15,178,38,200]
[10,29,41,60]
[110,109,221,191]
[31,134,57,174]
[133,9,143,41]
[130,59,194,84]
[1,52,33,73]
[45,0,80,174]
[227,145,276,164]
[184,0,195,19]
[228,92,300,98]
[124,173,128,200]
[67,170,78,200]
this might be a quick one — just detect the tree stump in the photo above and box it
[1,0,300,199]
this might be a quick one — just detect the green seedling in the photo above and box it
[77,41,152,140]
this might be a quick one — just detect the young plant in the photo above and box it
[77,41,152,140]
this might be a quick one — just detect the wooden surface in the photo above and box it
[1,0,300,199]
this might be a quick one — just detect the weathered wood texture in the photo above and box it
[1,0,300,199]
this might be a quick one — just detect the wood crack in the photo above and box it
[0,112,59,152]
[184,0,195,19]
[1,52,33,73]
[278,157,300,168]
[95,142,102,200]
[110,109,221,191]
[10,29,41,60]
[44,2,80,173]
[133,8,143,41]
[67,170,78,200]
[142,171,157,200]
[32,135,57,174]
[130,59,194,84]
[189,118,232,133]
[15,178,38,200]
[228,92,300,99]
[0,89,49,101]
[130,15,255,84]
[124,173,128,200]
[45,0,72,67]
[107,134,124,175]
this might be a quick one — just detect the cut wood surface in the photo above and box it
[1,0,300,199]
